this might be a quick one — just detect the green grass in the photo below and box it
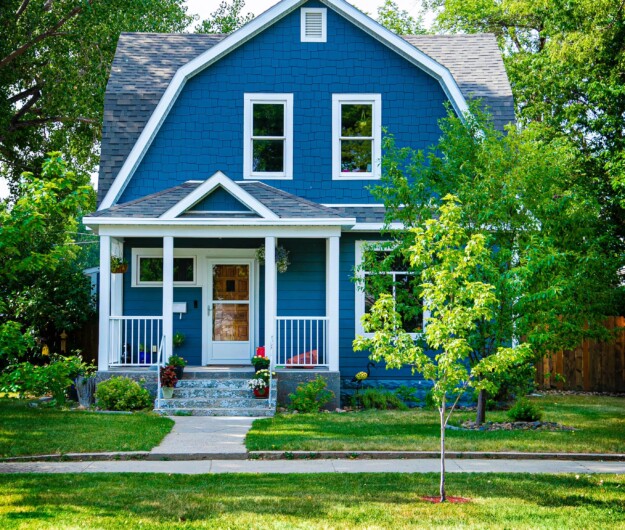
[0,473,623,529]
[247,395,625,453]
[0,399,173,457]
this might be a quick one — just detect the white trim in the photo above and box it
[350,222,404,231]
[332,94,382,180]
[162,236,174,362]
[243,93,294,180]
[86,217,353,227]
[322,203,385,207]
[354,240,427,338]
[95,225,344,239]
[160,172,278,220]
[301,8,327,42]
[326,236,340,371]
[98,235,111,371]
[264,236,277,366]
[98,0,469,210]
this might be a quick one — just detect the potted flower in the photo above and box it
[251,354,270,372]
[160,365,178,399]
[167,354,187,380]
[256,245,290,273]
[110,255,128,274]
[247,369,272,399]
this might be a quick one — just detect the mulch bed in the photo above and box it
[456,420,574,432]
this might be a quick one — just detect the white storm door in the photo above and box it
[207,261,254,364]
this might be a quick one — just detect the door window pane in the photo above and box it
[213,304,249,341]
[213,265,249,301]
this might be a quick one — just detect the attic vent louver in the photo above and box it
[301,8,326,43]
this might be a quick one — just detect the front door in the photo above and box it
[207,261,254,364]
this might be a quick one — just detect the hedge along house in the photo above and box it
[84,0,514,414]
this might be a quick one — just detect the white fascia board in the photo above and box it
[349,222,404,231]
[95,224,344,239]
[99,0,305,211]
[83,217,357,227]
[322,0,469,118]
[159,171,279,220]
[99,0,468,211]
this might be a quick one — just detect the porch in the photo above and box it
[98,234,341,371]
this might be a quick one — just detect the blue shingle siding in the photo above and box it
[119,1,449,204]
[191,186,251,212]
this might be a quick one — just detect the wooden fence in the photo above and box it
[535,317,625,392]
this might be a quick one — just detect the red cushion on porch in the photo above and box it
[286,349,317,369]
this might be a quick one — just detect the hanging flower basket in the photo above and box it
[110,256,128,274]
[256,245,290,273]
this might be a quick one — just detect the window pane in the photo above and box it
[139,257,162,282]
[341,139,372,172]
[213,304,249,341]
[253,139,284,172]
[139,257,194,283]
[395,274,423,333]
[364,274,393,313]
[253,104,284,136]
[173,258,194,282]
[341,104,372,137]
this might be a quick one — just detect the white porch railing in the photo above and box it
[275,317,329,367]
[109,316,164,366]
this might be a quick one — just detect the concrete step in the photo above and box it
[181,369,255,380]
[172,387,252,399]
[157,407,275,417]
[176,379,251,389]
[157,397,273,409]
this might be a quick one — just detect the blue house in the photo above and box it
[85,0,513,413]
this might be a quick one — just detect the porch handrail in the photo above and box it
[109,316,163,366]
[275,316,329,367]
[156,336,166,403]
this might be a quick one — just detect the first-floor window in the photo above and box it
[244,93,293,179]
[356,241,424,336]
[136,256,195,285]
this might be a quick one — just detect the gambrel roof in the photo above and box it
[97,0,514,208]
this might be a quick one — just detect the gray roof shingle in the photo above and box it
[97,32,514,206]
[91,180,352,221]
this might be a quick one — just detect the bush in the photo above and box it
[492,362,537,403]
[0,354,94,405]
[395,385,419,405]
[424,389,437,409]
[356,389,408,410]
[95,376,152,411]
[507,397,543,422]
[288,375,334,413]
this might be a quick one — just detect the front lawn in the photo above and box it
[0,473,623,529]
[0,399,173,458]
[247,395,625,453]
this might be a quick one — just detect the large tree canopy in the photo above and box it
[424,0,625,252]
[195,0,254,34]
[0,0,192,189]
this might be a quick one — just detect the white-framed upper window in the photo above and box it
[132,249,197,287]
[301,8,327,42]
[332,94,381,180]
[243,93,293,180]
[355,241,426,337]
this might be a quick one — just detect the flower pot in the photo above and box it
[139,351,151,364]
[111,263,128,274]
[253,387,269,399]
[162,387,174,399]
[174,366,184,380]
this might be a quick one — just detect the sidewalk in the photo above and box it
[0,458,623,474]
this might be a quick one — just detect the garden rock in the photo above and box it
[456,420,575,432]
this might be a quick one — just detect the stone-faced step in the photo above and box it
[176,379,251,389]
[157,397,274,409]
[157,407,275,417]
[180,370,255,380]
[172,387,253,399]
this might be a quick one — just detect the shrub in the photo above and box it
[492,361,537,403]
[395,385,419,405]
[288,375,334,413]
[424,389,437,409]
[0,354,94,405]
[95,376,152,411]
[358,389,408,410]
[507,397,543,422]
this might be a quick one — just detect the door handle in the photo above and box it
[207,306,212,316]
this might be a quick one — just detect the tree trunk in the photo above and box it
[476,389,487,425]
[439,396,447,502]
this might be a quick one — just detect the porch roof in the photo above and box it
[88,179,352,221]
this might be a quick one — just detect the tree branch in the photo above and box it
[7,85,41,104]
[9,116,97,130]
[15,0,31,19]
[0,1,93,69]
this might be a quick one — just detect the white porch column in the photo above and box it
[264,236,277,366]
[162,236,174,363]
[326,236,340,371]
[98,235,111,371]
[110,239,124,317]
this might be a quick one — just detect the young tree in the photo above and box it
[195,0,255,34]
[367,105,621,423]
[377,0,426,35]
[0,153,95,365]
[0,1,192,187]
[355,196,531,502]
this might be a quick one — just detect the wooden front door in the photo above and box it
[207,261,254,364]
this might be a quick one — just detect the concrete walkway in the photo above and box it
[0,459,623,474]
[150,416,254,457]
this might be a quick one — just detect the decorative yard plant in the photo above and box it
[354,196,531,502]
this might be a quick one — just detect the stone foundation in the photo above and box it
[275,370,341,410]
